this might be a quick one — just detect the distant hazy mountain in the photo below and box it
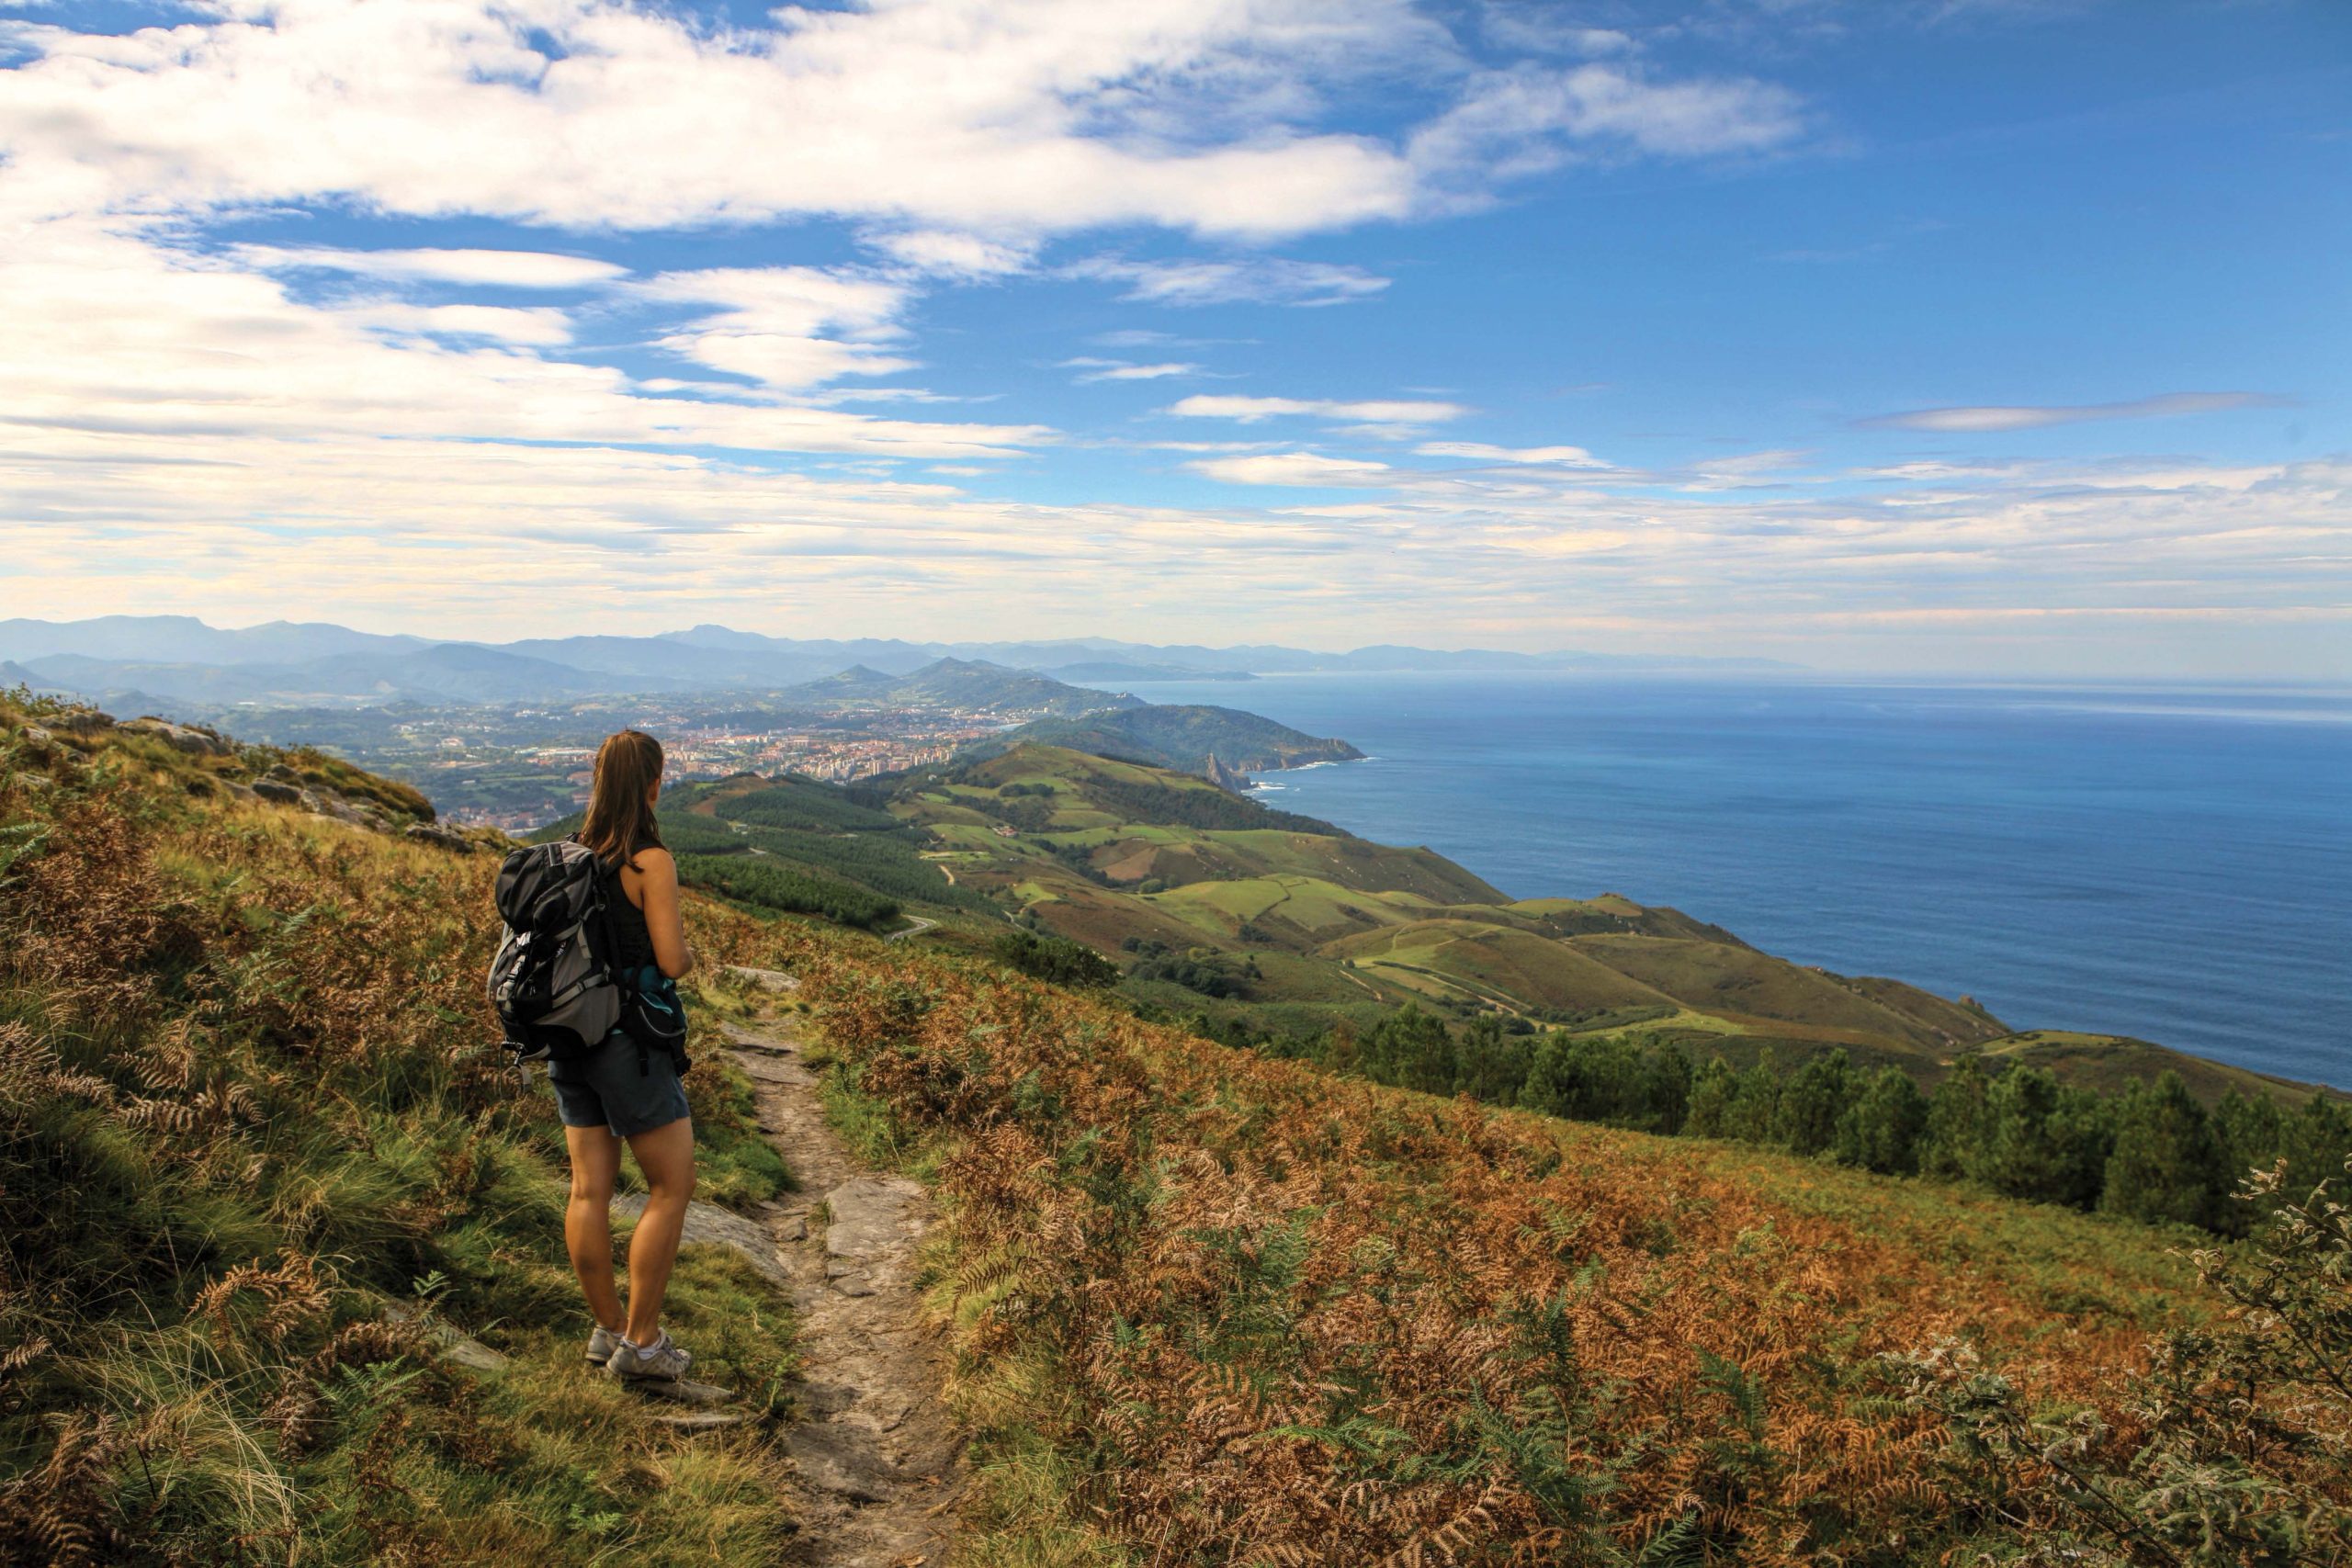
[1045,660,1255,686]
[0,615,1804,710]
[0,615,427,667]
[18,645,647,706]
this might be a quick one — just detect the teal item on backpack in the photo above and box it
[619,965,690,1075]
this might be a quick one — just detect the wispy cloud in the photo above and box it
[864,230,1037,279]
[1169,395,1470,424]
[233,246,628,290]
[1059,358,1203,383]
[1190,452,1394,485]
[1417,441,1611,468]
[1067,257,1391,308]
[1408,62,1805,190]
[1859,391,2286,432]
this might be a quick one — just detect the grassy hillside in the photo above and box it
[786,926,2349,1567]
[0,695,808,1563]
[6,698,2345,1565]
[1974,1028,2336,1102]
[532,771,998,931]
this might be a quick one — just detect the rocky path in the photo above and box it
[648,970,964,1565]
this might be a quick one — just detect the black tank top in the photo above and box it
[604,839,661,974]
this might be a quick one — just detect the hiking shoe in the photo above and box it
[585,1325,622,1367]
[605,1330,693,1383]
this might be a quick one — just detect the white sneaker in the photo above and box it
[605,1330,694,1382]
[585,1324,622,1367]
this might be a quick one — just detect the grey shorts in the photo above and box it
[548,1032,692,1138]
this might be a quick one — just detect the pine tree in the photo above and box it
[1455,1013,1531,1104]
[2279,1091,2352,1196]
[1974,1066,2109,1207]
[1634,1043,1692,1135]
[2211,1089,2283,1185]
[1724,1055,1781,1145]
[1773,1049,1852,1156]
[1686,1055,1736,1138]
[2102,1071,2227,1229]
[1364,1004,1457,1096]
[1832,1066,1928,1175]
[1919,1057,1994,1180]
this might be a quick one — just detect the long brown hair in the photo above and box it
[578,729,665,870]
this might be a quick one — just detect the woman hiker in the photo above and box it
[555,728,700,1382]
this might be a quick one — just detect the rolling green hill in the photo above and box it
[531,771,994,930]
[979,702,1363,773]
[862,742,2344,1111]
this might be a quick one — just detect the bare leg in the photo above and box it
[622,1115,696,1346]
[562,1123,625,1332]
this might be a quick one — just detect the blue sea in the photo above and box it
[1120,674,2352,1089]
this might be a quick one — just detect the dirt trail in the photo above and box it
[716,970,965,1567]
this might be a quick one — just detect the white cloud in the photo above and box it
[1168,394,1469,424]
[1478,6,1639,58]
[1859,392,2286,432]
[1191,452,1394,485]
[865,230,1037,279]
[10,421,2342,671]
[1409,62,1804,187]
[1417,441,1610,468]
[0,216,1044,458]
[635,267,915,391]
[341,302,577,347]
[0,1,1427,239]
[1067,256,1391,307]
[1060,359,1202,382]
[233,245,628,289]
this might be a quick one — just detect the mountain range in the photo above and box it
[0,615,1801,708]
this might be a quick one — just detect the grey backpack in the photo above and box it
[488,840,622,1067]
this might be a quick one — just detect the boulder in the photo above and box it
[252,778,307,807]
[311,793,389,830]
[403,822,475,854]
[49,709,114,737]
[380,1300,509,1373]
[17,725,53,756]
[610,1193,794,1292]
[121,716,230,757]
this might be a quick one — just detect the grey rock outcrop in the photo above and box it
[402,822,475,853]
[1203,751,1253,795]
[120,716,231,757]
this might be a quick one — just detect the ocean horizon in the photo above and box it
[1114,671,2352,1090]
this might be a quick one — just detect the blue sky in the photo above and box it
[0,0,2345,675]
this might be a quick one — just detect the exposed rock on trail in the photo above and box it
[708,985,964,1566]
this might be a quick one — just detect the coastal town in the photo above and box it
[218,687,1082,829]
[391,705,1017,829]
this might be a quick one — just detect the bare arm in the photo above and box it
[630,848,696,979]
